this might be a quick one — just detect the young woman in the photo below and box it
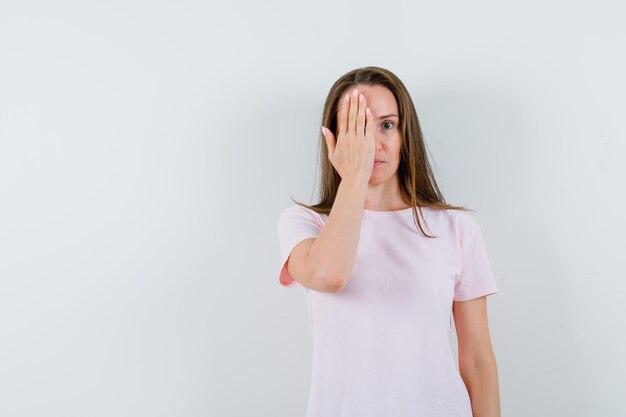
[276,66,501,417]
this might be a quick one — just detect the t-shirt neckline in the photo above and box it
[363,206,416,214]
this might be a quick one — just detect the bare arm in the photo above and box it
[287,87,375,292]
[305,176,369,291]
[453,296,501,417]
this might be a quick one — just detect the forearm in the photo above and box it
[459,356,501,417]
[308,176,368,289]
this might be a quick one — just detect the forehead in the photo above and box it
[344,84,398,116]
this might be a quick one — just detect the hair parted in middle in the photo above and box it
[292,66,472,238]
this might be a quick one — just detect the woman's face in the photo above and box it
[346,83,402,185]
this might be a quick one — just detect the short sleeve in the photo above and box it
[453,215,499,302]
[276,205,324,288]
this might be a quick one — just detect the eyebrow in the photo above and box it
[378,114,399,119]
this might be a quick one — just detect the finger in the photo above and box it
[357,93,366,139]
[348,88,358,137]
[365,107,374,142]
[321,126,335,156]
[337,92,350,135]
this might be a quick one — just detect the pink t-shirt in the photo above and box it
[276,204,499,417]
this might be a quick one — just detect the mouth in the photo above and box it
[375,160,385,163]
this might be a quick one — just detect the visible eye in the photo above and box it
[382,121,395,130]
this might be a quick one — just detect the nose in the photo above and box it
[374,133,383,150]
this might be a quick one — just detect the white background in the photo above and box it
[1,1,625,416]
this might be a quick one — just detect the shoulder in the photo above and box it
[425,207,479,229]
[448,210,486,251]
[279,204,312,216]
[453,209,480,229]
[426,208,481,241]
[278,204,326,227]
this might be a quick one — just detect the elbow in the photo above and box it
[459,351,497,373]
[313,271,346,293]
[324,273,347,293]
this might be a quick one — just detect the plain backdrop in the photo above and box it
[1,0,625,416]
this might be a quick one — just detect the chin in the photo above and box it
[368,174,390,185]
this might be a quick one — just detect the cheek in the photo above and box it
[392,138,403,159]
[376,132,402,158]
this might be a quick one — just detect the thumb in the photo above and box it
[321,126,335,157]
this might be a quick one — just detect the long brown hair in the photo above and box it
[292,66,472,238]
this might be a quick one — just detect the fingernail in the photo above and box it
[352,88,358,97]
[359,94,364,102]
[345,94,350,102]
